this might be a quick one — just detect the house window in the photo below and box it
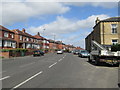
[12,42,16,48]
[111,24,117,34]
[26,37,29,41]
[4,32,8,37]
[112,39,118,45]
[20,35,22,40]
[0,40,2,47]
[4,41,12,47]
[11,34,14,38]
[26,43,31,48]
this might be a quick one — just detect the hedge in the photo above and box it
[111,44,120,52]
[0,48,28,52]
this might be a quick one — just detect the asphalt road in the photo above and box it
[1,53,119,89]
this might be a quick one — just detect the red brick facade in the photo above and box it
[0,25,76,58]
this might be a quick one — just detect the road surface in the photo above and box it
[1,53,119,89]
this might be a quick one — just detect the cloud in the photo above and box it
[29,14,109,35]
[1,2,70,25]
[28,14,109,47]
[63,2,118,8]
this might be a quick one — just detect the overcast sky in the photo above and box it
[1,0,119,48]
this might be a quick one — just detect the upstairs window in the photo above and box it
[0,40,2,47]
[20,35,22,40]
[4,32,8,37]
[111,24,117,34]
[112,39,118,45]
[26,37,29,41]
[11,34,14,38]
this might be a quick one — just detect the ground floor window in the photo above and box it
[0,40,2,47]
[4,41,11,47]
[12,42,16,48]
[3,40,16,48]
[112,39,118,45]
[26,43,31,48]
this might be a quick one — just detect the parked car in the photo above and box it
[57,50,63,54]
[33,50,44,57]
[73,50,80,55]
[78,50,90,58]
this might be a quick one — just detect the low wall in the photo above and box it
[0,52,10,58]
[0,51,33,58]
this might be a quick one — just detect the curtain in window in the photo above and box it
[12,42,16,48]
[0,40,2,47]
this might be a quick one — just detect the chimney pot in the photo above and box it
[37,32,40,36]
[22,28,25,33]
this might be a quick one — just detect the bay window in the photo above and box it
[4,32,8,37]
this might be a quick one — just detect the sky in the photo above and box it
[1,0,119,48]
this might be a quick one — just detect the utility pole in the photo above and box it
[53,34,56,52]
[42,27,46,52]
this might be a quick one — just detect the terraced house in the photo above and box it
[0,25,16,49]
[85,17,120,52]
[12,28,41,49]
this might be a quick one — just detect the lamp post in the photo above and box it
[42,26,46,52]
[53,34,56,52]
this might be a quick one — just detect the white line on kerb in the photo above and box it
[11,71,43,90]
[0,76,10,81]
[49,62,57,68]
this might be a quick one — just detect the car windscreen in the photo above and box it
[81,51,88,53]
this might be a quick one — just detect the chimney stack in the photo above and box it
[22,28,26,33]
[37,32,40,36]
[95,17,100,24]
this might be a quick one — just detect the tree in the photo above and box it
[111,44,120,51]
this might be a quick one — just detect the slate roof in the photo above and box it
[0,25,14,33]
[101,17,120,22]
[12,29,34,38]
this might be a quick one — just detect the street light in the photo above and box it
[41,26,46,52]
[52,33,56,52]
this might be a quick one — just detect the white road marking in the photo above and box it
[11,71,43,90]
[0,76,10,81]
[58,59,62,62]
[20,62,35,68]
[63,57,65,58]
[49,62,57,68]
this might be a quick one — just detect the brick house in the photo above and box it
[43,38,49,50]
[12,29,41,49]
[48,39,56,52]
[0,25,16,49]
[33,32,44,49]
[56,41,63,50]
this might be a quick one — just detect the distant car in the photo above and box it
[57,50,63,54]
[33,50,44,57]
[73,50,80,55]
[78,50,90,58]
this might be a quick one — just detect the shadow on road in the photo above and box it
[86,60,118,67]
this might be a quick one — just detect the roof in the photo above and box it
[101,17,120,22]
[93,17,120,29]
[0,25,14,33]
[12,29,34,38]
[56,41,62,44]
[34,35,44,40]
[48,39,55,43]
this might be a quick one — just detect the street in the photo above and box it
[2,53,119,89]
